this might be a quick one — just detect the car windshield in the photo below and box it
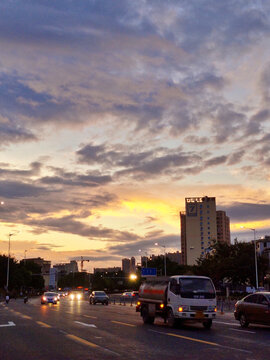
[45,293,57,296]
[95,291,106,296]
[265,294,270,302]
[179,278,216,299]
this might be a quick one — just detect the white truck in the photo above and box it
[136,275,217,329]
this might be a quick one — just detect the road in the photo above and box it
[0,297,269,360]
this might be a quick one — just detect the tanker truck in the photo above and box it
[136,275,217,329]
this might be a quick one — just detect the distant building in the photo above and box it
[167,251,182,265]
[130,256,136,273]
[141,256,148,267]
[122,258,131,274]
[25,257,51,289]
[216,210,231,245]
[53,260,78,275]
[256,236,270,270]
[180,196,231,265]
[94,267,121,274]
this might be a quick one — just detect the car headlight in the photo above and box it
[178,305,189,312]
[70,294,75,300]
[54,297,57,301]
[42,296,47,301]
[77,294,82,300]
[208,305,216,312]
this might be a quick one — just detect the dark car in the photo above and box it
[234,292,270,327]
[89,291,109,305]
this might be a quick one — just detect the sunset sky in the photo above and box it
[0,0,270,271]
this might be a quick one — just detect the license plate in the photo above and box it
[195,311,204,319]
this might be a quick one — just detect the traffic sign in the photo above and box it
[141,268,157,277]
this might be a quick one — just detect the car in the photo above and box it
[122,291,133,298]
[69,291,83,300]
[41,292,59,304]
[89,291,109,305]
[234,292,270,327]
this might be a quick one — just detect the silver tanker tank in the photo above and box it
[138,278,169,303]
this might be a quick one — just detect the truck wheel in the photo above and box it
[203,320,212,329]
[167,308,176,328]
[142,307,154,324]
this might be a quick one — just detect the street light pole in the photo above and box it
[6,233,14,291]
[241,226,258,289]
[251,228,259,290]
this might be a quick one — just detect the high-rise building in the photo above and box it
[216,210,231,244]
[180,196,217,265]
[122,258,131,274]
[130,256,136,273]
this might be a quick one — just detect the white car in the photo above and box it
[41,292,59,304]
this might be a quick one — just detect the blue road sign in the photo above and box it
[141,268,157,277]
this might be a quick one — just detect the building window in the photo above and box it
[200,222,203,226]
[208,232,210,235]
[208,236,210,240]
[200,216,203,220]
[201,232,204,236]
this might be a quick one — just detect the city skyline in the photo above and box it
[0,1,270,271]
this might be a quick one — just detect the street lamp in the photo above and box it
[155,243,166,277]
[241,226,258,289]
[6,232,19,291]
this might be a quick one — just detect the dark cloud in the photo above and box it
[221,202,270,222]
[0,180,47,199]
[227,150,245,165]
[204,155,228,167]
[107,234,180,257]
[27,214,138,241]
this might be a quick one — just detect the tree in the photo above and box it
[194,241,268,288]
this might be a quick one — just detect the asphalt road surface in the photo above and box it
[0,297,269,360]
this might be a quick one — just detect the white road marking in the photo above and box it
[0,321,16,327]
[229,328,256,334]
[74,321,97,328]
[215,321,238,326]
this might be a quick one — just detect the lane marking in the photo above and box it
[229,328,256,334]
[74,321,97,328]
[215,321,238,326]
[111,320,136,327]
[83,315,97,319]
[0,321,16,328]
[149,329,253,354]
[36,321,52,328]
[167,332,219,346]
[66,334,98,348]
[20,314,32,320]
[66,334,120,356]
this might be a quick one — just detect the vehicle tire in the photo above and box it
[239,313,249,328]
[142,307,155,324]
[167,308,176,328]
[93,302,96,305]
[105,301,109,306]
[203,320,212,329]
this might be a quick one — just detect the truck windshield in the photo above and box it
[179,278,215,299]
